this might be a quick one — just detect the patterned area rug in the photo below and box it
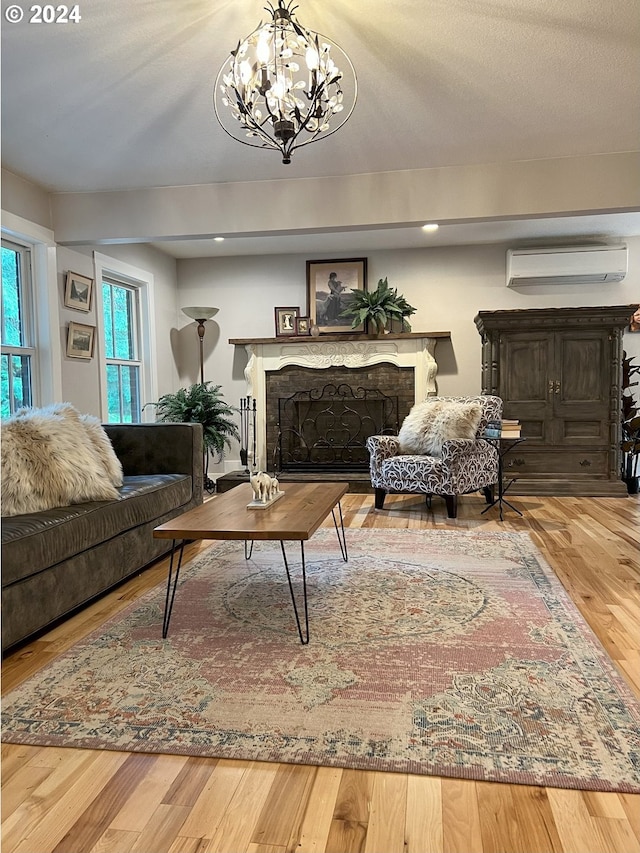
[3,529,639,792]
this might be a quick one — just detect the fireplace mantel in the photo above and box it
[229,331,451,470]
[229,331,451,346]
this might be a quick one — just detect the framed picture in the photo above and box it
[306,258,368,334]
[66,322,95,358]
[295,316,311,335]
[274,306,299,337]
[64,271,93,312]
[630,304,640,332]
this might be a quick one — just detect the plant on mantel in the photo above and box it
[340,277,417,335]
[621,351,640,494]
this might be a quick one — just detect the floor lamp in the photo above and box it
[182,306,219,385]
[182,306,219,492]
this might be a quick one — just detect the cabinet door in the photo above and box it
[553,330,610,446]
[499,332,552,444]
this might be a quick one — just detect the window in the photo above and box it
[1,239,34,416]
[102,277,142,422]
[95,252,157,425]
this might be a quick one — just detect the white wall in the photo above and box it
[57,243,180,416]
[1,168,52,231]
[177,238,640,409]
[57,246,102,413]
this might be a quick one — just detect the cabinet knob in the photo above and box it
[580,459,591,467]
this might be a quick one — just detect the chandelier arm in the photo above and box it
[294,78,332,136]
[213,61,282,152]
[213,94,279,152]
[282,102,357,155]
[286,65,358,153]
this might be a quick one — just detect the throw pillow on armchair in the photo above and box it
[398,400,483,456]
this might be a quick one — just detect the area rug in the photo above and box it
[3,529,640,792]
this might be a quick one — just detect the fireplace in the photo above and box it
[229,332,449,473]
[268,367,411,472]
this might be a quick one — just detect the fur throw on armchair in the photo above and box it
[1,403,123,517]
[398,400,482,456]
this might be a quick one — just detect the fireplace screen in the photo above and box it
[276,383,399,472]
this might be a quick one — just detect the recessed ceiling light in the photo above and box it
[422,223,439,233]
[214,236,225,242]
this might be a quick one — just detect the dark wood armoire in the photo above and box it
[474,306,634,496]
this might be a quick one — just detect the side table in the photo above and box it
[481,436,526,521]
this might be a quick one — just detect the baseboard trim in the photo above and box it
[507,479,629,497]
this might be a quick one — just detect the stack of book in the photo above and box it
[501,419,521,438]
[483,419,522,438]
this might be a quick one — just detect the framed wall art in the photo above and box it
[630,304,640,332]
[66,322,95,358]
[64,271,93,312]
[274,306,299,337]
[306,257,368,334]
[295,316,311,335]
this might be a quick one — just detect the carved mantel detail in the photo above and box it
[230,332,450,470]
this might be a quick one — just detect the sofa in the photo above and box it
[1,421,203,653]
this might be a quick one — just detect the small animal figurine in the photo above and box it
[270,477,279,498]
[250,473,262,502]
[250,471,273,502]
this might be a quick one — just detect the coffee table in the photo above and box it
[153,481,348,644]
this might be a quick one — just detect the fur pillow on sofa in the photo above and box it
[1,404,121,517]
[79,413,123,486]
[398,400,482,456]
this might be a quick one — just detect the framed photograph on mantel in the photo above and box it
[274,306,299,337]
[295,316,311,335]
[64,271,93,312]
[306,257,368,334]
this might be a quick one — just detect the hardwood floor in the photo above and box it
[3,492,640,853]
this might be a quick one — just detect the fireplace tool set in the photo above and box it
[239,396,257,474]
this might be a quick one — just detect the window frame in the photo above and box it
[94,252,157,423]
[1,211,62,411]
[1,238,36,414]
[102,276,142,423]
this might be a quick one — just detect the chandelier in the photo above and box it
[213,1,357,164]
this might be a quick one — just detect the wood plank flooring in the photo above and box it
[3,492,639,853]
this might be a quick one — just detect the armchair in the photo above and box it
[366,395,502,518]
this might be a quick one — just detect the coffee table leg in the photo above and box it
[280,540,309,645]
[331,500,348,562]
[162,539,185,639]
[244,540,254,560]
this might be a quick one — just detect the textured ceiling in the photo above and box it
[2,0,639,254]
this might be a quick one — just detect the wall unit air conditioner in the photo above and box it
[506,245,628,287]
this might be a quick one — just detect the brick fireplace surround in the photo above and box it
[229,332,451,479]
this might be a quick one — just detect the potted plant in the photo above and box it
[621,352,640,494]
[340,277,416,335]
[146,382,239,491]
